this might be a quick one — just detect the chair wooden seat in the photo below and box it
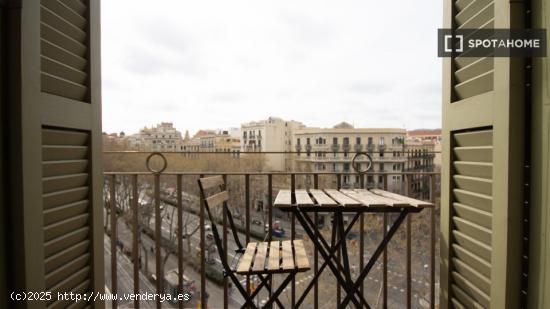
[198,175,310,308]
[236,240,310,275]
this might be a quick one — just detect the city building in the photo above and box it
[128,122,184,152]
[241,117,305,171]
[408,128,442,168]
[404,139,437,198]
[293,122,408,191]
[198,130,241,153]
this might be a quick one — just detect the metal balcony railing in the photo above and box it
[342,143,351,152]
[103,163,439,309]
[366,144,376,153]
[331,144,340,152]
[295,144,302,152]
[354,144,363,152]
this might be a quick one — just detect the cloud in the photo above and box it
[101,0,443,135]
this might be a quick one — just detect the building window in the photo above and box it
[368,137,373,145]
[343,163,350,171]
[380,137,385,145]
[297,138,301,145]
[307,138,310,145]
[356,137,361,144]
[333,137,338,145]
[343,137,349,145]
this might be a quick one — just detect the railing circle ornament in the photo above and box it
[146,152,167,174]
[352,152,373,174]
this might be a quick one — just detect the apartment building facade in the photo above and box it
[241,117,305,171]
[198,130,241,153]
[293,122,408,192]
[128,122,184,152]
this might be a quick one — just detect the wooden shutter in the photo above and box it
[450,129,493,308]
[453,0,495,101]
[40,0,89,102]
[42,128,92,309]
[6,1,103,308]
[441,0,526,308]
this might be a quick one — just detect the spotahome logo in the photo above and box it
[438,29,546,57]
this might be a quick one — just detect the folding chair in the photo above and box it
[198,176,310,309]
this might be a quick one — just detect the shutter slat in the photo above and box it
[453,216,492,245]
[45,240,90,273]
[48,266,90,295]
[453,175,492,195]
[41,39,87,71]
[47,279,90,309]
[43,173,88,193]
[44,213,89,242]
[58,0,87,16]
[42,0,87,29]
[453,230,492,262]
[454,129,493,147]
[455,0,493,25]
[454,146,492,162]
[452,244,492,277]
[43,145,88,161]
[41,72,88,102]
[45,253,90,289]
[453,203,492,229]
[451,285,485,309]
[454,70,494,100]
[43,160,88,177]
[44,227,89,258]
[453,189,492,212]
[453,161,492,179]
[42,56,87,85]
[452,258,491,294]
[455,57,494,83]
[451,272,491,307]
[41,6,86,42]
[457,2,494,29]
[41,22,86,57]
[43,186,88,209]
[44,200,88,225]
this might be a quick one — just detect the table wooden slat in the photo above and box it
[295,189,314,206]
[281,240,295,270]
[370,189,434,207]
[309,189,339,206]
[293,240,310,270]
[274,190,292,206]
[340,189,390,207]
[252,242,268,272]
[324,189,362,206]
[237,242,257,274]
[267,241,281,271]
[354,189,410,207]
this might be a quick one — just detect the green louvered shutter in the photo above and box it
[441,0,526,308]
[6,1,104,308]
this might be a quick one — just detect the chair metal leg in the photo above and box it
[257,274,285,309]
[262,272,296,309]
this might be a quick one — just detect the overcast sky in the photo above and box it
[101,1,442,136]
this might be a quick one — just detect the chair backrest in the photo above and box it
[198,175,228,208]
[197,176,244,268]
